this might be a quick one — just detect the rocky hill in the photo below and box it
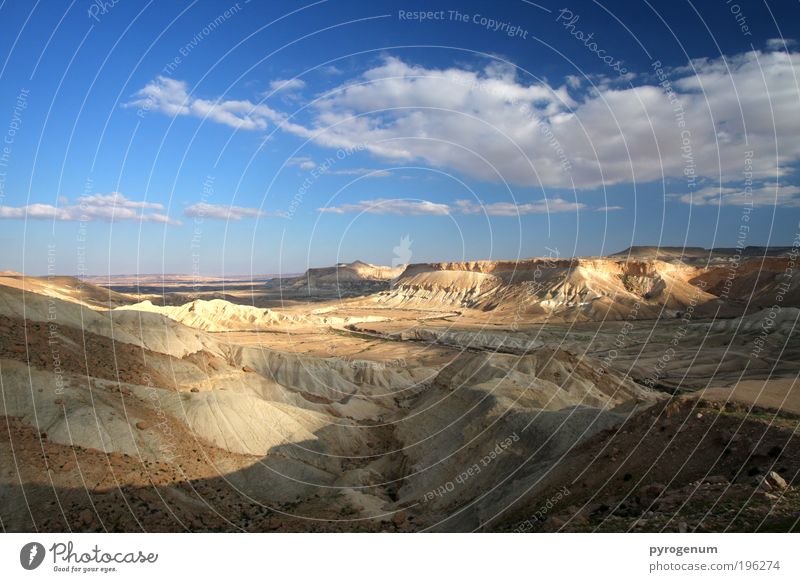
[369,255,797,320]
[267,260,405,297]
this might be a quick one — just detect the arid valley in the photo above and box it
[2,246,799,533]
[4,2,800,578]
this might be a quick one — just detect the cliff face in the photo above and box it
[375,256,791,319]
[398,257,700,279]
[690,257,799,307]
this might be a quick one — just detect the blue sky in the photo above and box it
[0,0,798,275]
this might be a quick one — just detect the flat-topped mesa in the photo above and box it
[305,260,404,282]
[400,258,577,275]
[612,245,795,260]
[272,260,407,296]
[611,246,707,259]
[377,254,796,319]
[398,257,697,280]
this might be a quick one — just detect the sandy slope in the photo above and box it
[115,298,391,331]
[694,378,800,415]
[0,274,136,308]
[1,252,798,532]
[0,275,665,530]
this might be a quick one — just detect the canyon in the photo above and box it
[1,248,798,532]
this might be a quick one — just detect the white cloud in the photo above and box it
[318,197,585,216]
[268,78,306,92]
[318,198,450,216]
[286,157,392,176]
[287,156,317,170]
[766,38,796,50]
[674,183,800,207]
[130,51,800,203]
[596,205,623,211]
[326,167,392,178]
[0,193,179,224]
[183,202,267,220]
[455,198,584,215]
[126,76,286,131]
[278,52,800,193]
[78,192,164,210]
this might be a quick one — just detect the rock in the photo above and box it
[190,387,200,393]
[678,521,688,533]
[764,471,788,491]
[755,471,787,492]
[135,420,150,430]
[242,365,255,373]
[392,510,407,525]
[54,398,63,405]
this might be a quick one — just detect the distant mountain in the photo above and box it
[85,273,294,285]
[269,260,406,296]
[611,245,794,259]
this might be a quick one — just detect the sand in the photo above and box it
[1,252,798,532]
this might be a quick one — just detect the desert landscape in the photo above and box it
[2,246,798,532]
[4,3,800,579]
